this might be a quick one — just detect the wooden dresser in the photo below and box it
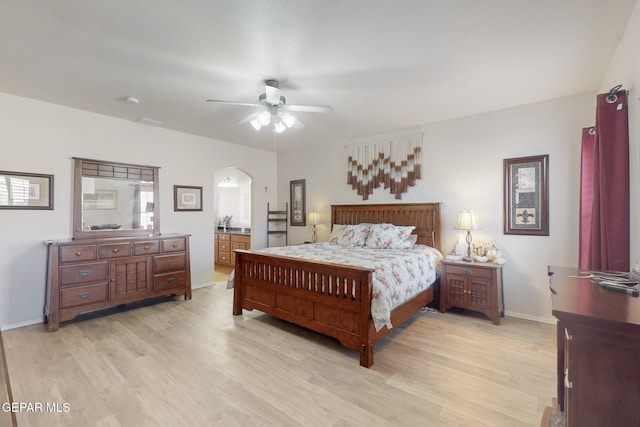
[548,266,640,427]
[215,232,250,266]
[45,234,192,331]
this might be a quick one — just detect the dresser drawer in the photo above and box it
[60,283,109,308]
[218,234,230,241]
[99,243,131,259]
[218,252,231,264]
[153,253,186,274]
[445,264,493,279]
[162,237,186,253]
[219,241,230,252]
[133,240,160,255]
[154,271,187,292]
[60,245,97,263]
[60,262,108,286]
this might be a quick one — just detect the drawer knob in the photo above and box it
[166,278,175,283]
[112,248,119,253]
[172,243,178,248]
[144,245,150,250]
[75,251,83,256]
[79,292,91,299]
[463,269,472,275]
[166,260,175,266]
[79,271,90,277]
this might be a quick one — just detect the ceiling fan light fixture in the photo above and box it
[218,177,238,188]
[250,119,262,131]
[258,111,271,126]
[274,120,286,133]
[281,113,296,128]
[207,80,332,136]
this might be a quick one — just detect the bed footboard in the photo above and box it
[233,250,376,367]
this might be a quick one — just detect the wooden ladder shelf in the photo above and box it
[266,202,288,247]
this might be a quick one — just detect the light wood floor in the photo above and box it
[3,284,556,427]
[214,265,233,284]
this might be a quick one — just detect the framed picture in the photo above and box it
[174,185,203,211]
[83,189,117,210]
[290,179,306,226]
[503,155,549,236]
[0,171,54,209]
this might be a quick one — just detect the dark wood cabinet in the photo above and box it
[548,266,640,427]
[440,260,504,325]
[45,234,191,331]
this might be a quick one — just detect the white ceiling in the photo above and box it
[0,1,636,152]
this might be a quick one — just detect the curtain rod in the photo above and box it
[606,84,628,103]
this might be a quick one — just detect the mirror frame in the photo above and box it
[73,157,161,240]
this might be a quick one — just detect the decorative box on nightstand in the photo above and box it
[439,259,504,325]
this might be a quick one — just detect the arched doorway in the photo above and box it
[213,167,252,283]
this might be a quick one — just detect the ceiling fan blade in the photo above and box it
[205,99,261,107]
[264,85,282,105]
[292,118,306,129]
[237,112,259,125]
[287,104,333,113]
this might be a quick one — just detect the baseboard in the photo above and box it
[192,281,215,290]
[505,310,557,325]
[1,318,43,331]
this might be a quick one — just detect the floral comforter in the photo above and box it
[241,242,443,331]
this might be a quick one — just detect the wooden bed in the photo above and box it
[232,202,442,368]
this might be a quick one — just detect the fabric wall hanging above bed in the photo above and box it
[346,133,422,200]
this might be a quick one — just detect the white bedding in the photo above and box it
[231,242,443,331]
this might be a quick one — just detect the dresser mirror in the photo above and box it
[72,157,160,239]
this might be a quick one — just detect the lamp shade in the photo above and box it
[455,210,480,231]
[308,211,320,225]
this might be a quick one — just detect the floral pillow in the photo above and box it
[329,224,347,242]
[334,224,371,246]
[366,223,416,249]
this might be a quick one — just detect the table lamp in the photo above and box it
[308,211,320,243]
[455,210,480,261]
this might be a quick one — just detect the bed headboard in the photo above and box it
[330,203,442,251]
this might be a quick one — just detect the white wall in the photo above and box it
[217,181,252,229]
[0,92,277,329]
[277,92,595,323]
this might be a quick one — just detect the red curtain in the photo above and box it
[579,127,596,269]
[579,88,629,271]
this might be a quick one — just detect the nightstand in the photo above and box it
[439,259,504,325]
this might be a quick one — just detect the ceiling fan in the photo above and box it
[206,80,333,133]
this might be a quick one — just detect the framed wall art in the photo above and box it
[174,185,203,211]
[0,171,54,209]
[83,189,117,210]
[290,179,306,226]
[503,155,549,235]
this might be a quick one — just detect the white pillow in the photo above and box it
[366,223,416,249]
